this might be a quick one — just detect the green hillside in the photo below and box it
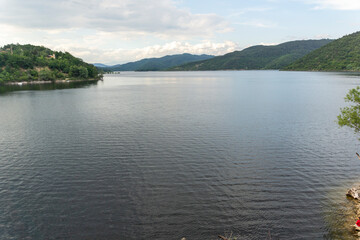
[284,32,360,71]
[0,44,102,83]
[100,53,214,72]
[169,39,332,71]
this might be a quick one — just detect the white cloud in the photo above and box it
[303,0,360,10]
[0,0,230,38]
[53,41,239,64]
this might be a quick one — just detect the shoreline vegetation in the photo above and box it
[0,79,100,94]
[337,87,360,236]
[0,44,102,84]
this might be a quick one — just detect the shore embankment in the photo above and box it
[3,78,102,86]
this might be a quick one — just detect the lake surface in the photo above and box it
[1,71,360,239]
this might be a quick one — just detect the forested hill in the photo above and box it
[169,39,333,71]
[0,44,101,83]
[284,32,360,71]
[100,53,214,71]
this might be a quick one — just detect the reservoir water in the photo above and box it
[1,71,360,239]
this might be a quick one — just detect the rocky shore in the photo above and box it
[347,187,360,200]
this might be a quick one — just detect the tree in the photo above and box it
[27,69,38,80]
[338,86,360,132]
[69,66,80,78]
[78,66,88,78]
[86,65,98,78]
[39,69,55,81]
[69,66,88,78]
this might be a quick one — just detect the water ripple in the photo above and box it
[0,71,360,239]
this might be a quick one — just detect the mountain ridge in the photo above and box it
[284,32,360,71]
[168,39,333,71]
[99,53,214,71]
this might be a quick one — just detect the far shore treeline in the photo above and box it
[0,44,102,83]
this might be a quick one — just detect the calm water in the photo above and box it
[1,71,360,239]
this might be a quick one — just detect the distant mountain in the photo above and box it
[284,32,360,71]
[169,39,333,71]
[93,63,109,68]
[99,53,214,71]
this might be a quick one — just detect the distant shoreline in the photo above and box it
[2,78,101,86]
[164,69,360,73]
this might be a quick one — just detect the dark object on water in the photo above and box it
[356,152,360,160]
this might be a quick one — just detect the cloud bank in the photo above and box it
[0,0,235,63]
[0,0,230,37]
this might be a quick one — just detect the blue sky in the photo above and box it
[0,0,359,64]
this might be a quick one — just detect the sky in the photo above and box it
[0,0,360,65]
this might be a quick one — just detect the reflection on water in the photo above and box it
[0,80,99,94]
